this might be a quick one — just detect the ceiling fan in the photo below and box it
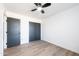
[31,3,51,14]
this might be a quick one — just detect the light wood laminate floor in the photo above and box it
[4,40,79,56]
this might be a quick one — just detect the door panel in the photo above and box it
[35,23,41,41]
[29,22,41,42]
[7,17,20,48]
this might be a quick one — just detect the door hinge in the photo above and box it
[6,32,8,33]
[6,20,7,22]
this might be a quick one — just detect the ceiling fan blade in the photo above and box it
[31,8,37,11]
[42,3,51,8]
[38,3,42,6]
[34,3,39,6]
[41,10,45,14]
[34,3,42,6]
[34,3,41,6]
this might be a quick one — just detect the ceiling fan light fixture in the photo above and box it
[37,7,42,11]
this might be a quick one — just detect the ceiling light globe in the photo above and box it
[37,7,42,11]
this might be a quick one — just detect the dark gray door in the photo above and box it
[7,17,20,48]
[29,22,41,42]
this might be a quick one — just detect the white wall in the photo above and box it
[0,4,5,56]
[4,11,42,49]
[42,5,79,53]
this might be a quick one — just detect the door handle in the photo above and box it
[6,43,7,45]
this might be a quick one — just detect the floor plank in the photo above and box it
[4,40,79,56]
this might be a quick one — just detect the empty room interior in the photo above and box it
[0,3,79,56]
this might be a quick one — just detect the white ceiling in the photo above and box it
[4,3,79,19]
